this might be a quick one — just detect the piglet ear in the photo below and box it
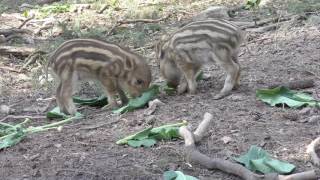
[124,58,135,71]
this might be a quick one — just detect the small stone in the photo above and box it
[0,105,10,114]
[299,107,311,115]
[308,115,320,124]
[221,136,232,144]
[307,15,320,25]
[145,115,156,125]
[281,112,299,121]
[228,94,244,101]
[54,144,62,148]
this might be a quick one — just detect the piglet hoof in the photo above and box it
[213,92,229,100]
[177,84,188,95]
[188,88,197,94]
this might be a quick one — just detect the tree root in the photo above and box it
[18,14,35,29]
[20,50,47,71]
[178,112,320,180]
[0,46,36,57]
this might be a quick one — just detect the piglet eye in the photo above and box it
[136,79,144,85]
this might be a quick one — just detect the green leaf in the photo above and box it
[234,145,295,174]
[196,71,204,81]
[245,0,261,9]
[22,10,29,18]
[113,84,160,114]
[73,96,108,107]
[265,158,296,174]
[256,87,319,108]
[0,129,27,149]
[163,171,199,180]
[127,138,156,148]
[163,170,177,180]
[150,126,180,140]
[116,127,153,145]
[116,121,188,147]
[46,107,82,119]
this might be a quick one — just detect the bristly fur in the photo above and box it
[157,19,244,99]
[49,38,152,115]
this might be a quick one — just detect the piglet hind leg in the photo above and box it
[232,53,241,89]
[100,79,119,110]
[213,55,240,100]
[176,56,200,94]
[57,76,77,115]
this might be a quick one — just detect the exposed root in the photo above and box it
[18,14,35,29]
[0,46,36,57]
[178,112,320,180]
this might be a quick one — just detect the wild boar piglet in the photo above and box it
[157,19,243,99]
[48,38,152,115]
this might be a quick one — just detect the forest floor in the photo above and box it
[0,0,320,179]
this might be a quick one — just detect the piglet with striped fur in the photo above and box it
[157,19,244,99]
[48,39,152,115]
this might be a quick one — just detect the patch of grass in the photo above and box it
[0,5,9,15]
[287,0,320,13]
[36,2,71,18]
[58,20,108,40]
[108,27,146,48]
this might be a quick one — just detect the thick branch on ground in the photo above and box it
[0,28,34,43]
[178,112,319,180]
[267,79,314,90]
[306,136,320,166]
[0,28,32,36]
[0,46,36,57]
[18,14,35,29]
[245,22,287,33]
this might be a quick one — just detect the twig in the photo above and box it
[18,14,35,29]
[133,44,155,52]
[0,115,46,122]
[97,4,109,14]
[178,112,320,180]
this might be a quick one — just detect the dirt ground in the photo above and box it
[0,1,320,180]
